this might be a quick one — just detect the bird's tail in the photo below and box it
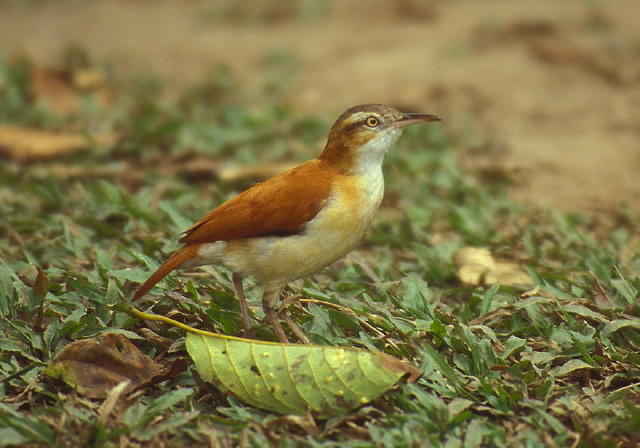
[132,244,200,301]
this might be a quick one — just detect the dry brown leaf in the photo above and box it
[44,333,161,399]
[0,125,118,162]
[31,65,111,114]
[452,247,531,287]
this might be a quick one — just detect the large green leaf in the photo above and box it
[186,332,421,417]
[131,309,422,417]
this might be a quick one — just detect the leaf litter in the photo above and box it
[45,333,162,399]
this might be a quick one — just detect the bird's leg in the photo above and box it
[262,287,289,343]
[232,273,254,339]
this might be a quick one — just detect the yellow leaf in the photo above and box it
[452,247,531,286]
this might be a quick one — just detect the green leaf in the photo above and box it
[480,283,500,315]
[418,343,468,395]
[561,304,609,323]
[501,335,527,359]
[129,305,422,418]
[611,278,636,304]
[0,404,55,445]
[158,200,192,233]
[602,319,640,335]
[108,268,152,284]
[550,359,595,377]
[592,386,632,411]
[185,331,421,417]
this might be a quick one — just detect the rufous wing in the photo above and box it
[179,159,334,244]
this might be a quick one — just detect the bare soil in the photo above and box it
[1,0,638,213]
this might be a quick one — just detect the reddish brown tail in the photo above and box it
[132,244,200,301]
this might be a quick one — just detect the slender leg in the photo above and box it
[262,287,289,343]
[232,273,254,338]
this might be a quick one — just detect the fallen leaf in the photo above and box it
[484,260,532,286]
[0,125,118,162]
[130,308,422,418]
[452,247,531,286]
[453,247,496,286]
[187,332,421,417]
[31,65,111,114]
[45,333,161,398]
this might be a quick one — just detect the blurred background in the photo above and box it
[0,0,638,212]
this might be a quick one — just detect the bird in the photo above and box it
[132,104,441,343]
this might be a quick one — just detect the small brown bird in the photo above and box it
[133,104,440,342]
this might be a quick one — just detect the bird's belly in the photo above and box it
[220,176,383,287]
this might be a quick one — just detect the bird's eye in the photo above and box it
[365,116,379,127]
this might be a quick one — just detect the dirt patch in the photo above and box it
[1,0,638,212]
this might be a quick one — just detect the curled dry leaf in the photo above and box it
[45,333,161,399]
[0,125,119,162]
[452,247,531,287]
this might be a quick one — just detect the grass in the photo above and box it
[1,52,640,447]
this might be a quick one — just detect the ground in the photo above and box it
[1,0,638,213]
[2,2,640,446]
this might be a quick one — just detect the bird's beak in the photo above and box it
[392,113,442,129]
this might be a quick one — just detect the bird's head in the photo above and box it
[320,104,441,174]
